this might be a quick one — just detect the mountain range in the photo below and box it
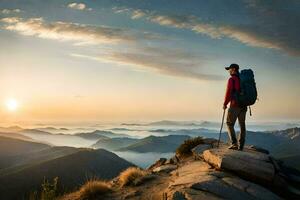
[0,136,134,200]
[117,135,191,153]
[0,125,300,199]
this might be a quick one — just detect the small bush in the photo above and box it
[118,167,148,187]
[78,180,111,200]
[176,137,204,157]
[41,177,59,200]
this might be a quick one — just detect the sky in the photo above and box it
[0,0,299,125]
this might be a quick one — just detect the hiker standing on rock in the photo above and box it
[223,64,247,150]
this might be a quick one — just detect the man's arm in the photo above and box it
[223,78,233,109]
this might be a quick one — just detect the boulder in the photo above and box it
[192,144,212,159]
[180,188,223,200]
[148,157,167,170]
[153,164,177,173]
[165,155,180,165]
[203,148,275,184]
[202,138,218,145]
[246,145,270,154]
[222,177,281,200]
[164,153,283,200]
[169,188,222,200]
[191,176,257,200]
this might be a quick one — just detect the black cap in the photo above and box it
[225,63,239,70]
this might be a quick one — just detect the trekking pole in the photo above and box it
[217,109,226,148]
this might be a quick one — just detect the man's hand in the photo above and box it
[223,105,227,110]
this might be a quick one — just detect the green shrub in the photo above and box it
[176,137,204,157]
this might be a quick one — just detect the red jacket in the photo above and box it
[224,74,240,107]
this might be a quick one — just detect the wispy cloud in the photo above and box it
[67,2,92,11]
[71,47,223,81]
[1,9,21,14]
[112,7,152,19]
[0,17,153,45]
[0,17,222,81]
[131,9,147,19]
[114,7,300,56]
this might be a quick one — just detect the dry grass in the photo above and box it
[176,136,205,157]
[62,180,112,200]
[118,167,149,187]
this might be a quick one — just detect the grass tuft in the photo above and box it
[118,167,149,187]
[77,180,111,200]
[176,137,205,157]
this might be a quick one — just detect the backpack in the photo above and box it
[237,69,257,107]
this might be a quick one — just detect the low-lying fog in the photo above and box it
[19,121,299,168]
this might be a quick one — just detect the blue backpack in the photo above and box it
[237,69,257,107]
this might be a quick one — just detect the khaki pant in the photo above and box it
[226,106,247,148]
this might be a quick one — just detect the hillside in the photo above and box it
[0,146,80,175]
[262,127,300,170]
[241,130,287,151]
[92,137,139,151]
[279,155,300,171]
[76,132,110,140]
[0,136,49,158]
[0,126,23,133]
[0,131,33,141]
[118,135,190,153]
[75,130,130,139]
[20,129,96,147]
[0,148,134,200]
[267,127,300,140]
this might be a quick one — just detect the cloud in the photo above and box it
[0,17,222,81]
[71,47,223,81]
[1,9,21,14]
[115,6,300,56]
[241,0,300,56]
[67,2,92,11]
[112,7,130,14]
[0,17,152,45]
[149,15,196,29]
[1,17,19,23]
[145,13,280,50]
[131,9,147,19]
[217,26,281,49]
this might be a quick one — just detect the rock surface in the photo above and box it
[203,147,275,184]
[192,144,212,159]
[148,157,167,170]
[166,158,281,200]
[153,164,177,173]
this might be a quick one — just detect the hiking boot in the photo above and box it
[228,144,238,150]
[238,146,244,151]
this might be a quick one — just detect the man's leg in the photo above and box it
[237,107,247,150]
[226,107,239,147]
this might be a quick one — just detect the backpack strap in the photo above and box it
[231,77,238,99]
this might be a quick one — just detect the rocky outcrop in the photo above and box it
[148,158,167,171]
[166,159,281,200]
[153,164,177,173]
[63,140,300,200]
[151,141,299,199]
[203,147,275,184]
[192,144,212,159]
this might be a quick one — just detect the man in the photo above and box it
[223,63,247,150]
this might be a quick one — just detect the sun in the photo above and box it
[5,98,19,112]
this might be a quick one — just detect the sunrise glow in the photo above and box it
[5,98,19,112]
